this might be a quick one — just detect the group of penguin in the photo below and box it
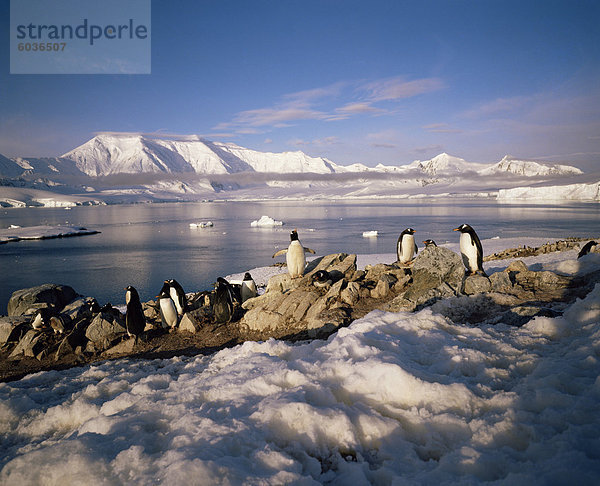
[122,224,596,344]
[396,223,487,275]
[124,273,259,343]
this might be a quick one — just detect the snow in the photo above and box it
[498,180,600,201]
[0,225,99,244]
[1,238,599,483]
[250,215,284,227]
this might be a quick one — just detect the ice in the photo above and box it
[1,241,599,483]
[250,215,284,227]
[189,221,213,228]
[362,230,378,237]
[0,225,99,244]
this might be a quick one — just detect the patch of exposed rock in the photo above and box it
[483,237,593,261]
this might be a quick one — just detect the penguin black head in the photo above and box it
[290,230,299,241]
[243,272,253,281]
[216,277,230,288]
[402,228,416,235]
[312,270,330,283]
[125,286,141,304]
[453,224,474,233]
[423,239,437,247]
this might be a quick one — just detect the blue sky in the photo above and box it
[1,0,599,171]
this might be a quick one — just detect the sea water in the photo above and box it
[1,199,598,313]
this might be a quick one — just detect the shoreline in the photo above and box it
[2,237,598,383]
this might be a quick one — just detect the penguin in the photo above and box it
[578,240,598,259]
[312,270,332,288]
[31,308,53,330]
[49,314,71,334]
[124,285,146,343]
[397,228,418,264]
[453,224,486,276]
[165,279,187,316]
[272,229,316,278]
[157,289,179,329]
[423,239,437,248]
[213,277,236,324]
[241,272,258,303]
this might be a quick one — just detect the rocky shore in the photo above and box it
[1,239,598,383]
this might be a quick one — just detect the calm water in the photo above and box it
[1,199,598,313]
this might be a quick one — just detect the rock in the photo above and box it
[7,284,78,317]
[325,279,346,301]
[340,281,361,306]
[9,330,46,359]
[401,247,463,307]
[103,338,136,357]
[489,271,513,293]
[463,275,492,294]
[371,279,391,299]
[0,316,30,345]
[61,297,95,321]
[266,273,302,294]
[242,308,284,333]
[85,311,127,350]
[178,311,202,333]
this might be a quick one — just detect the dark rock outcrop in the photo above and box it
[7,284,78,317]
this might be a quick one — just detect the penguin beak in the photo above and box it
[453,227,460,231]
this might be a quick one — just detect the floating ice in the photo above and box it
[362,230,378,237]
[189,221,213,228]
[250,215,284,227]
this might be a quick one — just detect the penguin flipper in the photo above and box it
[272,249,288,258]
[304,247,316,254]
[414,242,418,255]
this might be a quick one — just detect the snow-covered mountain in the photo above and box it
[1,133,594,205]
[403,153,485,176]
[481,155,583,177]
[60,134,336,177]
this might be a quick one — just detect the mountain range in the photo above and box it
[0,133,595,205]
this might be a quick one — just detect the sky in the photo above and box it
[1,0,599,171]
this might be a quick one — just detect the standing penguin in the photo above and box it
[397,228,418,264]
[125,286,146,343]
[453,224,486,275]
[241,272,258,303]
[272,229,316,278]
[213,277,236,323]
[157,289,179,329]
[162,279,187,316]
[578,240,598,259]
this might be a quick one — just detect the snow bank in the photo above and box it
[250,215,284,227]
[498,181,600,201]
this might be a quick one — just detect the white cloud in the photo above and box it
[422,123,462,134]
[363,76,444,102]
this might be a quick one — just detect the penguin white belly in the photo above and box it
[399,234,416,263]
[287,241,306,278]
[169,287,183,315]
[460,233,479,272]
[241,281,257,302]
[159,297,179,328]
